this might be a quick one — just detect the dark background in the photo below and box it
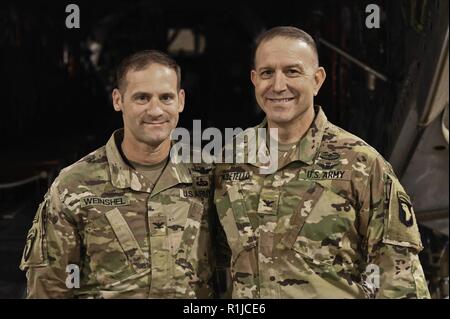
[0,0,448,298]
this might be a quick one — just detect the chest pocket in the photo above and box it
[223,184,257,256]
[220,183,259,297]
[281,181,357,267]
[85,208,149,285]
[149,199,205,298]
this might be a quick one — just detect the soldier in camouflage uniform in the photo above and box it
[214,26,431,298]
[20,50,215,298]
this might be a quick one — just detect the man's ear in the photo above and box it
[177,89,185,113]
[313,67,326,96]
[250,69,257,87]
[112,88,123,112]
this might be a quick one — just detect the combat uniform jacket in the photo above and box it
[214,106,431,299]
[20,129,215,298]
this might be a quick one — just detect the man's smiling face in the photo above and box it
[251,36,324,126]
[113,63,185,147]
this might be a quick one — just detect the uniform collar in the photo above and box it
[286,105,328,166]
[233,105,328,169]
[105,129,192,194]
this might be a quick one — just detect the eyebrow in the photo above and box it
[284,64,305,70]
[131,91,177,99]
[258,63,306,71]
[131,91,151,99]
[160,92,176,96]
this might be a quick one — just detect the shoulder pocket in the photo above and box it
[382,174,423,252]
[20,199,49,269]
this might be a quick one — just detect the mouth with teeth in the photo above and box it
[267,97,295,103]
[142,119,169,125]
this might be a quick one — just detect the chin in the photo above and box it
[267,113,294,125]
[140,132,170,146]
[144,137,167,147]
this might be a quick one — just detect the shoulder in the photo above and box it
[53,146,110,194]
[221,125,258,153]
[320,121,390,173]
[216,125,259,168]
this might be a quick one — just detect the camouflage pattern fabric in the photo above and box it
[20,129,215,299]
[214,106,431,299]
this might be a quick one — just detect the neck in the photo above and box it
[121,133,170,165]
[268,106,315,144]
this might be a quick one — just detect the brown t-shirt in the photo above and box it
[129,158,168,185]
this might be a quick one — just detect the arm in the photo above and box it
[359,155,430,299]
[19,181,81,298]
[210,202,232,298]
[210,169,232,298]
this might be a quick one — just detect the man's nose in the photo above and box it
[272,70,288,92]
[146,98,164,117]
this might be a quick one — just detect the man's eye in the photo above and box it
[286,69,301,76]
[260,70,273,79]
[136,95,149,102]
[161,95,174,102]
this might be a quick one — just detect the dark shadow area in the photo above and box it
[0,0,448,298]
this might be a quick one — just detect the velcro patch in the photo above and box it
[222,170,252,181]
[23,228,37,262]
[382,175,422,252]
[80,196,129,208]
[149,215,168,237]
[398,192,415,227]
[20,199,49,269]
[298,170,352,180]
[180,187,195,198]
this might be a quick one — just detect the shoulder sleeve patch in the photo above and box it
[19,198,49,270]
[382,174,423,252]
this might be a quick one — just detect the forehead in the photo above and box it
[255,37,317,69]
[125,63,178,93]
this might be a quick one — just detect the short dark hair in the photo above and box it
[116,50,181,92]
[253,26,319,68]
